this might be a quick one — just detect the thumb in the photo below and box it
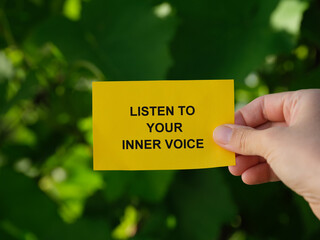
[213,124,271,157]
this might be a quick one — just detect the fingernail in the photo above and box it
[213,125,233,144]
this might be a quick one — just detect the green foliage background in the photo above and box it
[0,0,320,239]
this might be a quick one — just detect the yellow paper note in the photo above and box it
[92,80,234,170]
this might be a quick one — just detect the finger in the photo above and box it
[213,124,273,157]
[255,121,287,130]
[228,155,264,176]
[241,162,280,185]
[235,91,295,128]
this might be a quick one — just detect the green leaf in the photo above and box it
[0,167,62,238]
[0,167,111,239]
[169,169,237,240]
[102,171,136,202]
[301,1,320,48]
[169,0,294,81]
[294,194,320,238]
[57,218,111,240]
[29,0,177,80]
[102,171,175,203]
[129,171,175,203]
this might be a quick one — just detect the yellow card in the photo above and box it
[92,80,234,170]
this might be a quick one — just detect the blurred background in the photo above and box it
[0,0,320,239]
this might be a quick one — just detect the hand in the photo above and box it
[213,89,320,220]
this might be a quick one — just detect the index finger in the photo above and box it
[235,91,295,127]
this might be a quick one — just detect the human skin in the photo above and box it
[213,89,320,220]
